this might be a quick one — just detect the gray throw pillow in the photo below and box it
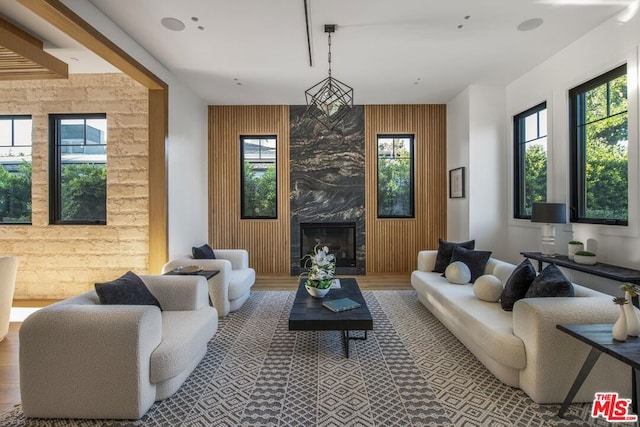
[525,263,574,298]
[449,245,492,283]
[433,238,475,273]
[95,271,162,310]
[500,258,537,311]
[192,243,216,259]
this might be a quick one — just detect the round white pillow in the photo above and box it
[445,261,471,284]
[473,274,503,302]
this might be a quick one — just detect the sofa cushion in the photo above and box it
[433,238,475,273]
[500,259,536,311]
[192,244,216,259]
[525,263,575,298]
[95,271,162,310]
[449,246,492,283]
[474,274,503,302]
[445,261,471,284]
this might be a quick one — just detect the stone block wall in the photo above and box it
[0,74,149,299]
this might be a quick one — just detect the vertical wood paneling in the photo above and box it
[365,105,447,273]
[208,106,290,275]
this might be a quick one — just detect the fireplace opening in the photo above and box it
[300,222,356,268]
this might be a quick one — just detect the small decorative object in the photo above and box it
[567,241,584,260]
[612,297,628,341]
[620,283,640,336]
[173,265,203,274]
[301,244,336,299]
[573,250,597,265]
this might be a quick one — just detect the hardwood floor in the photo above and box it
[0,275,412,416]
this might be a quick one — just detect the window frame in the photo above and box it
[49,113,108,225]
[0,115,33,225]
[569,64,628,226]
[240,135,278,220]
[376,134,415,219]
[513,102,547,220]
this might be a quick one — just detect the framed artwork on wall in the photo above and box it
[449,167,465,198]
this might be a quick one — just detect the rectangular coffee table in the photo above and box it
[288,278,373,357]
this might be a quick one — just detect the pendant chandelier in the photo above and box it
[305,24,354,130]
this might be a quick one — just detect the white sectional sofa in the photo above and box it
[19,274,218,419]
[411,250,630,404]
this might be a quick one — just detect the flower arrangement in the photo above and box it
[621,283,640,297]
[301,244,336,289]
[613,296,628,306]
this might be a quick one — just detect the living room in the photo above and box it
[1,0,640,425]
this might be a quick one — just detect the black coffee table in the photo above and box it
[288,278,373,357]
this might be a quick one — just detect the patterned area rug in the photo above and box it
[0,290,629,426]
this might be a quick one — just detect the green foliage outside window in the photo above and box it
[60,163,107,222]
[523,144,547,216]
[242,162,276,218]
[0,161,31,223]
[377,137,413,217]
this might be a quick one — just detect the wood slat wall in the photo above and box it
[208,106,291,274]
[365,105,447,273]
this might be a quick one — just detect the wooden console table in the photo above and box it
[521,251,640,307]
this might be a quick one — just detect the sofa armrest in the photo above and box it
[214,249,249,270]
[417,250,437,272]
[513,295,626,403]
[141,274,209,311]
[20,304,162,419]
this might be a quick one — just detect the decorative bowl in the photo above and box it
[573,254,597,265]
[305,284,331,298]
[174,265,203,274]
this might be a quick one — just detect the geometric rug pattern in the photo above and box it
[0,290,631,426]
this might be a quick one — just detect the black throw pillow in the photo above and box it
[449,245,492,283]
[433,238,475,273]
[500,258,537,311]
[525,263,575,298]
[192,243,216,259]
[95,271,162,310]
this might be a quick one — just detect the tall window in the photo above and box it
[377,135,414,218]
[513,103,547,219]
[0,115,32,224]
[49,114,107,224]
[569,64,627,225]
[241,136,277,219]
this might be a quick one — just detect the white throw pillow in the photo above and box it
[445,261,471,284]
[474,274,503,302]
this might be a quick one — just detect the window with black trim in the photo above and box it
[241,136,277,219]
[513,102,547,219]
[49,114,107,224]
[0,115,32,224]
[377,135,414,218]
[569,64,628,225]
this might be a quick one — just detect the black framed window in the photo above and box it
[0,115,32,224]
[241,136,277,219]
[513,102,547,219]
[377,134,414,218]
[569,64,628,225]
[49,114,107,224]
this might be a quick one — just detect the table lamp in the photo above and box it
[531,203,566,256]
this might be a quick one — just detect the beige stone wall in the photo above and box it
[0,74,149,299]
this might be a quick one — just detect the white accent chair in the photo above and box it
[19,274,217,419]
[162,249,255,317]
[0,256,18,342]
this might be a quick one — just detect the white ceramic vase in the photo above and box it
[305,283,331,298]
[623,291,640,336]
[612,305,628,341]
[567,243,584,260]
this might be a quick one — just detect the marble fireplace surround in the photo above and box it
[289,105,365,275]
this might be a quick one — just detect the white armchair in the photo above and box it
[0,256,18,342]
[162,249,255,317]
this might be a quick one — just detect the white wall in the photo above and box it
[503,12,640,292]
[446,88,470,241]
[63,0,209,260]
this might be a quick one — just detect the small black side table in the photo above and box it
[556,323,640,419]
[163,269,219,306]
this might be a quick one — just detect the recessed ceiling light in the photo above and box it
[161,17,185,31]
[191,17,199,22]
[517,18,544,32]
[198,26,204,30]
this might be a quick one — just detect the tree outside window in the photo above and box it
[50,114,107,224]
[513,103,547,219]
[377,135,414,218]
[241,136,277,219]
[570,65,628,225]
[0,115,32,224]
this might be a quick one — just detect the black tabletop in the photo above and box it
[164,269,219,280]
[288,278,373,332]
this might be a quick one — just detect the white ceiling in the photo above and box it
[1,0,638,104]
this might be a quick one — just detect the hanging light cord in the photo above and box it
[327,32,332,78]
